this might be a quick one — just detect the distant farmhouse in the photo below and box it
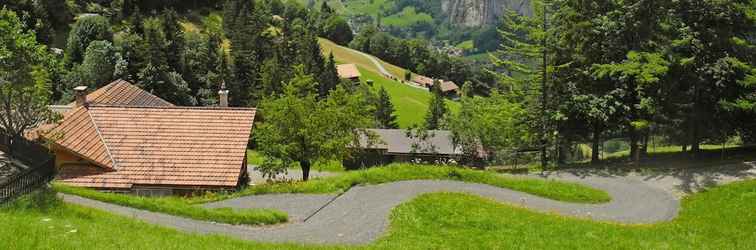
[411,75,459,96]
[40,80,255,196]
[336,63,362,82]
[346,129,465,169]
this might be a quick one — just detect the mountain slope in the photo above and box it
[319,38,460,127]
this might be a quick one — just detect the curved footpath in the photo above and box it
[61,173,680,245]
[342,43,434,91]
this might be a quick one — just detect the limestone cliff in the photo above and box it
[442,0,532,27]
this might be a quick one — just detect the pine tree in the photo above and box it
[141,18,168,68]
[375,87,399,129]
[162,8,184,72]
[131,6,144,34]
[224,0,270,106]
[424,81,447,130]
[318,53,340,97]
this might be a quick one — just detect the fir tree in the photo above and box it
[375,87,399,129]
[224,0,271,106]
[162,8,184,72]
[318,53,340,97]
[424,81,447,130]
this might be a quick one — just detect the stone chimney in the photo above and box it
[218,81,229,107]
[74,86,88,107]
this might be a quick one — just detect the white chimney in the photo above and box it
[218,81,229,107]
[74,86,88,107]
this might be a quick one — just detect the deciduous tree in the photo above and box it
[255,66,373,181]
[0,8,56,150]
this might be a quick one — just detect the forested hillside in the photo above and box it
[2,0,755,168]
[2,0,350,107]
[305,0,531,55]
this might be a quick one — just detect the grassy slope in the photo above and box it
[318,38,406,81]
[382,7,434,27]
[3,180,755,249]
[319,38,463,127]
[376,180,756,249]
[53,184,287,226]
[192,164,611,204]
[360,67,460,127]
[0,202,314,250]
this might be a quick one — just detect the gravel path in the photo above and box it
[341,42,436,91]
[62,174,682,245]
[204,194,338,222]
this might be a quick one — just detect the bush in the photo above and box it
[2,187,61,212]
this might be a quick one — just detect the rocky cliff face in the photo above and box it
[442,0,532,27]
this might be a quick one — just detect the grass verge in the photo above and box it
[192,164,611,204]
[53,184,287,226]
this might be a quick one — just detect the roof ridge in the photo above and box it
[86,108,119,170]
[117,80,175,106]
[87,105,257,111]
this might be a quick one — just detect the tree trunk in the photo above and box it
[558,138,568,164]
[641,131,649,157]
[691,123,701,159]
[630,128,639,164]
[300,160,311,181]
[691,80,702,159]
[591,127,601,164]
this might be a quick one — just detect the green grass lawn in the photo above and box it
[3,180,755,249]
[374,180,756,249]
[53,184,287,226]
[360,68,460,127]
[191,164,610,204]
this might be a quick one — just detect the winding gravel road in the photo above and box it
[61,173,681,245]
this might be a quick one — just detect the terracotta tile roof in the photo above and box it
[56,164,133,189]
[49,106,256,189]
[411,75,459,93]
[439,80,460,93]
[336,64,361,79]
[47,107,116,169]
[412,75,434,86]
[27,80,173,141]
[69,79,174,107]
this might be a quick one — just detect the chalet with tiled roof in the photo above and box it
[44,80,253,195]
[26,80,174,140]
[410,75,460,95]
[336,64,362,82]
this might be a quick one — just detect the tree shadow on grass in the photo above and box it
[533,146,756,195]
